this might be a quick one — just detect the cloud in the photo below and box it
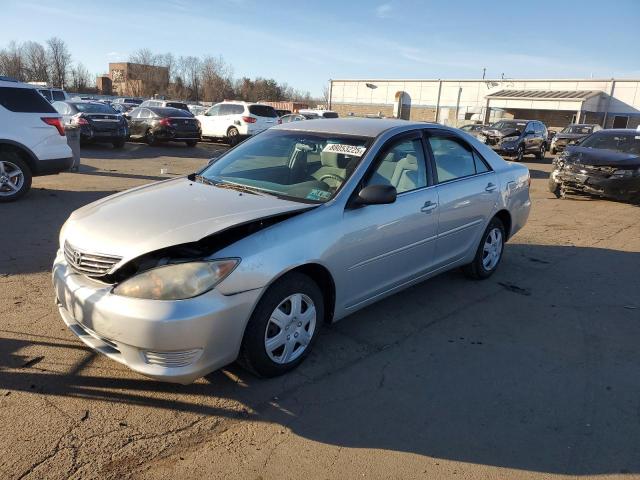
[375,3,392,18]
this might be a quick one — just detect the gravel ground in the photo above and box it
[1,142,639,480]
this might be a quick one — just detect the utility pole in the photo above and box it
[482,68,486,80]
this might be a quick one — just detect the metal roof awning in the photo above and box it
[486,89,602,101]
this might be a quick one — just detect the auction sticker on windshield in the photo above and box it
[323,143,367,157]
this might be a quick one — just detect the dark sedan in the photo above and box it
[125,106,201,146]
[549,129,640,203]
[53,100,128,148]
[550,123,602,154]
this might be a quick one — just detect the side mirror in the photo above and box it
[355,184,397,206]
[548,130,557,136]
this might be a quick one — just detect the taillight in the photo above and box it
[159,117,172,127]
[242,116,256,124]
[41,117,65,136]
[73,115,89,126]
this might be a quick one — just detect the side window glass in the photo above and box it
[428,135,478,183]
[232,105,244,115]
[207,105,220,116]
[473,151,490,174]
[365,137,427,194]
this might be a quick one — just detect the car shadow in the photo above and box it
[2,244,640,475]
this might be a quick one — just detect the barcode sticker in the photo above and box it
[322,143,367,157]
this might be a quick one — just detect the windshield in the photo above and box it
[561,125,593,135]
[199,130,371,203]
[74,102,117,114]
[490,121,527,131]
[579,133,640,155]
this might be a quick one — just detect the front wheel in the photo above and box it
[462,217,505,280]
[535,143,546,160]
[515,145,525,162]
[0,153,32,202]
[551,147,557,155]
[239,273,323,377]
[145,130,158,146]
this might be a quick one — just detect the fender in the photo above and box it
[0,138,39,173]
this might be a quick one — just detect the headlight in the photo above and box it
[113,259,239,300]
[501,135,519,143]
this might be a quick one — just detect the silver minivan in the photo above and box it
[53,119,531,383]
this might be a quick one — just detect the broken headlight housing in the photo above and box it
[113,259,239,300]
[501,135,519,144]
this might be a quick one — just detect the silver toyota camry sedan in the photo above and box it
[53,118,531,383]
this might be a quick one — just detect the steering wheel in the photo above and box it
[318,173,345,187]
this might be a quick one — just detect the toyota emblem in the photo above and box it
[73,251,82,265]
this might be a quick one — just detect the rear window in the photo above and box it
[38,89,52,101]
[152,107,193,117]
[0,87,57,113]
[248,105,278,118]
[166,102,188,110]
[51,90,66,101]
[125,98,142,105]
[74,103,117,114]
[322,112,339,118]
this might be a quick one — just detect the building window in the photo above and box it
[612,115,629,129]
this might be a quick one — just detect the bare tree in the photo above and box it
[23,41,49,83]
[129,48,159,66]
[70,63,91,92]
[47,37,71,87]
[0,41,26,81]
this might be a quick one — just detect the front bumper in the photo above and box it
[553,168,640,202]
[52,250,263,384]
[490,143,519,157]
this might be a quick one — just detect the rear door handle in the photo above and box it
[421,200,438,213]
[485,182,497,192]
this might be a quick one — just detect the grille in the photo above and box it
[143,349,203,368]
[64,241,122,277]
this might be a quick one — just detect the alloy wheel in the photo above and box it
[264,293,316,364]
[0,160,25,197]
[482,227,503,271]
[516,146,524,162]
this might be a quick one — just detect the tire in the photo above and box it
[515,145,525,162]
[226,127,240,147]
[535,143,546,160]
[548,176,562,198]
[551,147,557,155]
[238,272,324,378]
[145,130,158,146]
[112,139,126,149]
[462,217,505,280]
[0,152,32,203]
[185,140,198,147]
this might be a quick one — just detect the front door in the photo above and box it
[200,105,221,137]
[425,131,499,268]
[341,134,439,309]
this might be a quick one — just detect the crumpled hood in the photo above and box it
[61,177,312,263]
[482,127,520,138]
[555,133,587,141]
[564,146,640,167]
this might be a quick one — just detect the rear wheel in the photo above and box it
[145,130,158,146]
[462,217,505,280]
[535,143,546,160]
[239,272,323,377]
[226,127,240,147]
[0,152,32,202]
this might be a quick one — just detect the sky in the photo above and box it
[1,0,639,96]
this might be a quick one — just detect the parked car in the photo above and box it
[52,100,128,148]
[279,113,306,123]
[140,99,192,112]
[477,119,547,161]
[276,109,292,117]
[459,123,488,138]
[111,103,135,114]
[196,101,279,146]
[36,86,69,103]
[0,77,72,201]
[112,97,143,109]
[125,106,201,146]
[550,123,602,154]
[53,118,531,383]
[548,129,640,203]
[188,104,207,116]
[298,109,339,119]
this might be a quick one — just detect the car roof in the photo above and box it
[594,128,640,135]
[272,117,434,137]
[0,78,34,88]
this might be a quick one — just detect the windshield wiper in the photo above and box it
[188,173,218,187]
[212,180,267,196]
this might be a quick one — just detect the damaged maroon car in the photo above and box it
[549,129,640,203]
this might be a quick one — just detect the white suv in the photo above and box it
[0,77,72,202]
[196,101,279,146]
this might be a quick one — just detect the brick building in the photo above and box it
[329,78,640,130]
[108,62,169,97]
[95,75,112,95]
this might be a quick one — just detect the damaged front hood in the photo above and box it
[62,177,313,263]
[564,146,640,167]
[555,133,586,141]
[482,127,520,138]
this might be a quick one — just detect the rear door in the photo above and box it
[425,130,499,268]
[342,132,439,309]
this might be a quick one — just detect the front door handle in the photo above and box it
[485,182,497,192]
[421,200,438,213]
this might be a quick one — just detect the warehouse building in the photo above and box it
[108,62,169,97]
[329,78,640,130]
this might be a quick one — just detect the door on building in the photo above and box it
[394,91,411,120]
[613,115,629,129]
